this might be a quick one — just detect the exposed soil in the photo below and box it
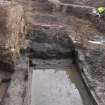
[23,0,105,105]
[27,27,76,59]
[0,0,105,105]
[60,0,105,7]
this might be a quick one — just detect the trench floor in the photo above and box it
[30,59,96,105]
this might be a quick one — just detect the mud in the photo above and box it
[25,0,105,105]
[0,1,25,69]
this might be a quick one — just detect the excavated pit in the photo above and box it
[0,0,105,105]
[26,1,105,105]
[27,25,97,105]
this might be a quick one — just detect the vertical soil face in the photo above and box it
[0,2,25,71]
[27,27,76,59]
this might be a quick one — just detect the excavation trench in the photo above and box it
[0,0,104,105]
[30,59,97,105]
[28,27,97,105]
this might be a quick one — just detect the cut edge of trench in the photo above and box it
[76,49,103,105]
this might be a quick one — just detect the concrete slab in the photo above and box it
[31,69,83,105]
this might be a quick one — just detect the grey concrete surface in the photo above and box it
[31,69,83,105]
